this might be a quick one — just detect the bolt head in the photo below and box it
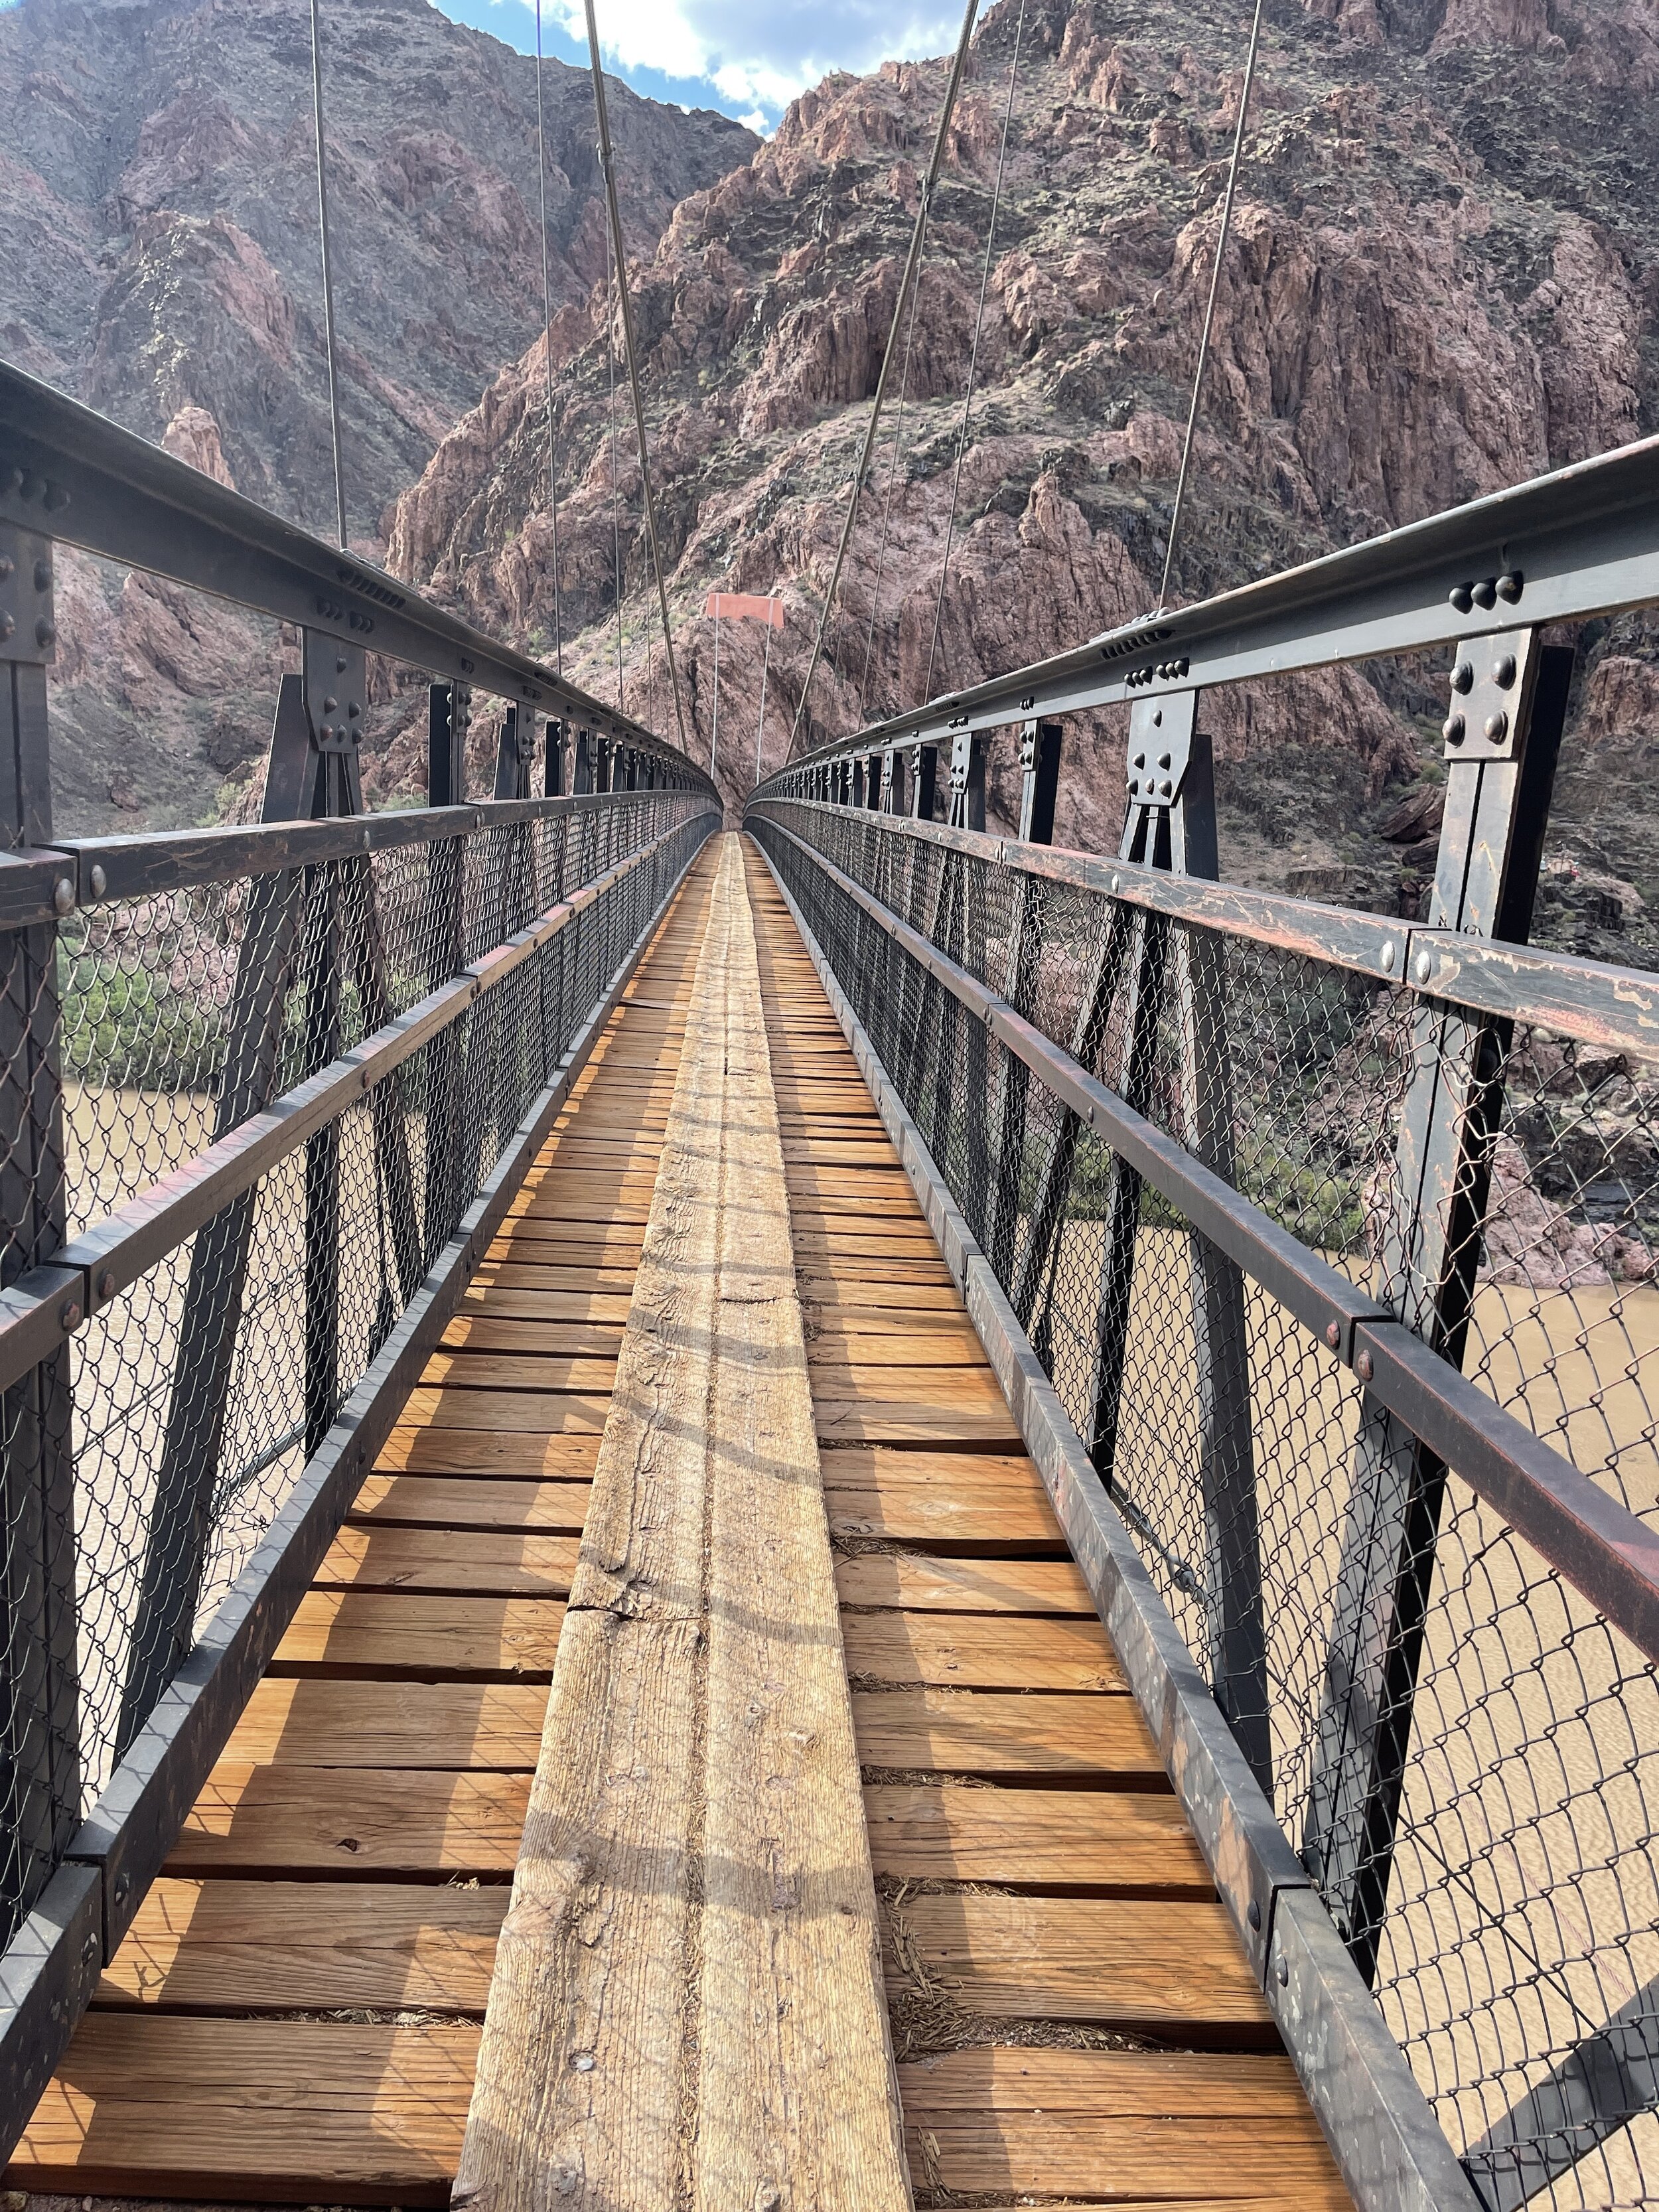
[1497,569,1524,603]
[1380,938,1397,971]
[1449,583,1474,613]
[1110,873,1121,894]
[1159,779,1173,798]
[1355,1349,1374,1384]
[1451,662,1473,694]
[52,875,74,916]
[1443,713,1465,745]
[0,557,12,580]
[35,619,54,648]
[1414,948,1433,984]
[33,559,50,592]
[0,614,13,642]
[1276,1958,1290,1986]
[89,863,107,898]
[1324,1321,1341,1350]
[1492,653,1516,688]
[113,1870,131,1903]
[1484,710,1508,742]
[1473,577,1498,610]
[97,1269,116,1301]
[323,695,338,713]
[1248,1899,1262,1931]
[1158,751,1171,770]
[59,1297,81,1332]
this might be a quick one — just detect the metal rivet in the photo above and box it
[81,1932,98,1965]
[323,695,338,712]
[1449,583,1473,613]
[1276,1957,1290,1986]
[1152,709,1163,727]
[59,1297,81,1331]
[1451,662,1473,694]
[112,1870,131,1903]
[1133,753,1145,769]
[1497,569,1524,603]
[360,1067,373,1090]
[1354,1350,1374,1384]
[1492,653,1516,688]
[1414,948,1433,984]
[1443,714,1465,745]
[348,701,360,718]
[1159,779,1173,798]
[320,723,334,741]
[1473,577,1498,610]
[0,614,13,642]
[0,557,12,580]
[1110,873,1121,893]
[1380,938,1396,972]
[1128,780,1139,797]
[97,1270,115,1301]
[336,654,348,672]
[1159,752,1171,769]
[33,559,50,592]
[1248,1899,1262,1931]
[1324,1321,1341,1350]
[89,863,107,898]
[52,876,74,916]
[35,618,54,647]
[1484,710,1508,742]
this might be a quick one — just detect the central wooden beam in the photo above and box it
[455,834,910,2212]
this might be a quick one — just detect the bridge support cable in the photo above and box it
[1157,0,1266,612]
[583,0,691,757]
[921,0,1027,708]
[857,254,926,717]
[603,213,625,709]
[307,0,349,552]
[534,0,564,676]
[786,0,980,761]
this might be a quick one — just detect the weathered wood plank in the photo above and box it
[271,1591,566,1678]
[837,1554,1093,1613]
[350,1475,593,1531]
[459,835,908,2212]
[854,1688,1160,1777]
[863,1785,1208,1891]
[221,1680,547,1769]
[841,1609,1121,1690]
[96,1878,506,2014]
[315,1527,580,1595]
[166,1765,531,1877]
[8,2017,479,2203]
[885,1894,1274,2037]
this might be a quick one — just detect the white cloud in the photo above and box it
[542,0,964,119]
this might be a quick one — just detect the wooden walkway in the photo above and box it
[11,833,1348,2209]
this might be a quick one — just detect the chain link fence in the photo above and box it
[0,790,712,1945]
[751,796,1659,2212]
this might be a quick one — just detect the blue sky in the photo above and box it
[429,0,964,133]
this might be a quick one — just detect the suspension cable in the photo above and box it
[583,0,691,755]
[605,212,624,709]
[1157,0,1265,612]
[534,0,563,675]
[308,0,348,550]
[857,263,926,715]
[786,0,979,761]
[922,0,1026,706]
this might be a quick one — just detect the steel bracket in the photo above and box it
[1441,627,1531,762]
[303,631,367,754]
[1126,694,1191,808]
[0,524,54,666]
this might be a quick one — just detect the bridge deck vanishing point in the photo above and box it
[9,834,1348,2209]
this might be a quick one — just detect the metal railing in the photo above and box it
[749,430,1659,2212]
[0,361,719,2138]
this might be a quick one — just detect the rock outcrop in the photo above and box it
[380,0,1659,916]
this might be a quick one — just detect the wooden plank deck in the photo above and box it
[9,834,1350,2211]
[9,848,721,2207]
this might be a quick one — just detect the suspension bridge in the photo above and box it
[0,1,1656,2208]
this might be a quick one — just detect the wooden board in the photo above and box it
[9,2016,479,2203]
[374,1429,601,1477]
[828,1485,1064,1550]
[96,1878,505,2013]
[837,1553,1093,1614]
[350,1475,593,1530]
[897,2049,1348,2205]
[458,834,908,2212]
[841,1609,1123,1691]
[315,1526,580,1595]
[221,1680,548,1769]
[271,1592,566,1678]
[863,1784,1209,1892]
[885,1893,1275,2037]
[853,1688,1161,1778]
[166,1765,531,1877]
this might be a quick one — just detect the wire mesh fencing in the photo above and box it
[751,798,1659,2212]
[0,790,713,1947]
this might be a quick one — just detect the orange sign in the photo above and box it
[704,591,784,628]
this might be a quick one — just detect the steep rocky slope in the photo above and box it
[387,0,1659,942]
[0,0,754,828]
